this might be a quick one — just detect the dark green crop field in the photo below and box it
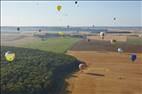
[1,46,80,94]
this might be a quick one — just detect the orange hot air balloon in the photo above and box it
[57,5,62,12]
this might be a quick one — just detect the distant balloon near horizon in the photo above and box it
[5,51,15,62]
[39,29,42,32]
[57,5,62,12]
[17,27,20,31]
[130,53,137,62]
[58,31,64,36]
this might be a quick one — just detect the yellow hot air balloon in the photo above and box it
[58,32,64,36]
[5,51,15,62]
[57,5,62,12]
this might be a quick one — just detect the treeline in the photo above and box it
[1,46,80,94]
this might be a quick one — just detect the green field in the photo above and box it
[21,37,80,53]
[127,36,142,45]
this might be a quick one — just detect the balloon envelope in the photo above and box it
[117,48,123,53]
[100,32,105,39]
[17,27,20,31]
[57,5,62,11]
[110,39,116,44]
[75,1,78,4]
[100,32,105,36]
[130,53,137,62]
[79,63,86,70]
[5,51,15,62]
[113,17,116,20]
[58,32,64,36]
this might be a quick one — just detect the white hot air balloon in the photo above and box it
[79,63,87,72]
[100,32,105,39]
[117,48,123,53]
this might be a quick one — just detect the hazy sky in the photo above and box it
[1,1,142,26]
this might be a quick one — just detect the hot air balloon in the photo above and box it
[113,17,116,21]
[75,1,78,4]
[79,63,86,72]
[110,39,117,44]
[130,53,137,62]
[39,29,42,32]
[5,51,15,62]
[58,32,64,36]
[100,32,105,39]
[17,27,20,31]
[57,5,62,12]
[117,48,123,53]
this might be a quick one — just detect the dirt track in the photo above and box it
[66,51,142,94]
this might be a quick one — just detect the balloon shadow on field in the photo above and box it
[86,73,105,77]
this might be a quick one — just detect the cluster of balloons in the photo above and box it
[99,31,137,63]
[116,48,137,62]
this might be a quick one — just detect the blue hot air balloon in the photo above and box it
[130,53,137,62]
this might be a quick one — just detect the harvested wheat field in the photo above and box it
[64,35,142,94]
[87,35,127,42]
[65,51,142,94]
[70,36,142,53]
